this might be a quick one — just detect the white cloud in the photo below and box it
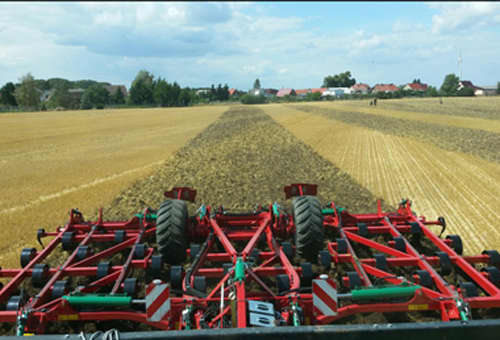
[0,2,498,90]
[429,2,500,34]
[94,11,124,26]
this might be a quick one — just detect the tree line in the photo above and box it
[0,70,235,112]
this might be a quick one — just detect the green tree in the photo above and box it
[223,84,229,100]
[497,82,500,95]
[412,78,421,84]
[111,87,125,105]
[241,94,266,104]
[80,91,93,110]
[129,70,154,105]
[47,78,72,91]
[170,82,181,106]
[322,71,356,88]
[178,89,191,106]
[210,84,216,101]
[51,82,73,109]
[0,82,18,106]
[216,83,224,101]
[425,86,439,97]
[440,74,459,96]
[305,92,322,101]
[34,79,49,91]
[74,80,109,90]
[153,78,170,107]
[15,73,40,109]
[457,87,475,97]
[253,78,261,89]
[80,84,109,109]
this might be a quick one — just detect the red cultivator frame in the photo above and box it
[1,183,500,336]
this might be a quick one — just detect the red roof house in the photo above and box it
[311,88,327,94]
[403,82,428,91]
[372,84,399,93]
[295,89,310,96]
[229,88,236,96]
[277,88,296,97]
[351,83,370,93]
[458,81,481,90]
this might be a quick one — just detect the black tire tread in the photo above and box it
[293,195,324,262]
[156,199,188,265]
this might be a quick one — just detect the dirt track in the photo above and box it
[103,106,391,220]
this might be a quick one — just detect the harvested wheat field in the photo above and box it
[264,98,500,254]
[0,106,225,267]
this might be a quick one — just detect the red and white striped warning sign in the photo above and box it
[313,277,338,316]
[146,279,171,322]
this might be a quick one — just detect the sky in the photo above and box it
[0,2,499,90]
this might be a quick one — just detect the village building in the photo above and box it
[264,88,278,96]
[276,88,296,97]
[371,84,399,93]
[351,83,370,94]
[477,85,498,96]
[403,82,428,92]
[311,88,327,94]
[321,87,352,97]
[295,89,311,97]
[459,81,485,96]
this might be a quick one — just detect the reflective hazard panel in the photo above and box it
[146,280,171,322]
[313,278,338,316]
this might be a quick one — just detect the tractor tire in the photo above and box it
[156,199,188,265]
[292,195,324,262]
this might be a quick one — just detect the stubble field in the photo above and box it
[0,106,225,267]
[1,97,499,269]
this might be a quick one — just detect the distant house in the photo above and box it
[311,88,327,94]
[321,87,352,97]
[228,88,237,96]
[105,85,128,97]
[458,80,477,90]
[458,80,484,96]
[403,82,428,92]
[295,89,311,97]
[478,86,497,96]
[264,88,278,96]
[351,83,370,94]
[276,88,296,97]
[372,84,399,93]
[248,88,276,98]
[196,88,210,96]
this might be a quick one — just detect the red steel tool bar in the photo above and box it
[1,184,500,335]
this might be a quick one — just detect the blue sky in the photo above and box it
[0,2,499,90]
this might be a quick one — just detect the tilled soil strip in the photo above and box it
[342,100,500,121]
[103,106,392,220]
[291,105,500,164]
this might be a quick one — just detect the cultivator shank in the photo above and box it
[1,183,500,336]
